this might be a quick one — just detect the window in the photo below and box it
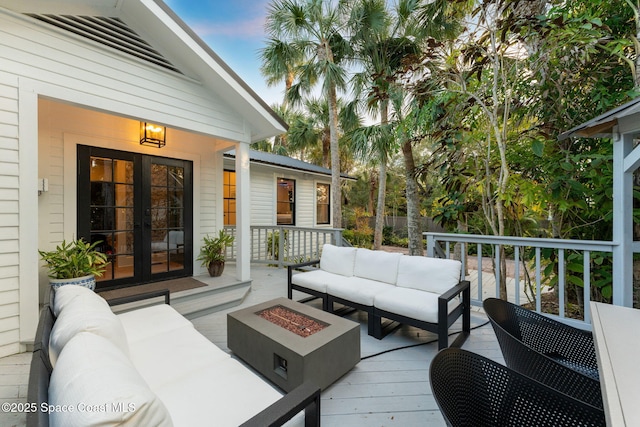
[316,183,330,225]
[277,178,295,225]
[223,170,236,225]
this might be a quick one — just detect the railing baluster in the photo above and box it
[536,247,541,313]
[495,244,501,300]
[584,251,591,323]
[559,249,565,318]
[477,244,483,301]
[514,246,520,306]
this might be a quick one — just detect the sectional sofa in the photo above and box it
[288,244,471,349]
[27,285,320,427]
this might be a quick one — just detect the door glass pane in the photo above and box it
[90,155,134,282]
[150,162,185,273]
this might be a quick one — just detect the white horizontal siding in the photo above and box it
[251,168,276,226]
[1,12,248,142]
[0,66,19,357]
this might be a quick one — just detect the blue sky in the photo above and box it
[165,0,284,107]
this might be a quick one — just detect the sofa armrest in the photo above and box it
[439,280,470,303]
[106,289,170,307]
[240,381,321,427]
[438,280,471,349]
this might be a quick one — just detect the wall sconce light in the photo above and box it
[140,122,166,148]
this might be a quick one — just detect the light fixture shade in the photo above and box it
[140,122,166,148]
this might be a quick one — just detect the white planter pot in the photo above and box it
[49,274,96,291]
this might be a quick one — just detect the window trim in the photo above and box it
[316,182,331,225]
[276,177,296,225]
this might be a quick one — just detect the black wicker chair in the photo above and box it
[430,348,605,427]
[483,297,602,409]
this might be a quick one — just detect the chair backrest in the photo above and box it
[430,348,605,427]
[483,297,602,409]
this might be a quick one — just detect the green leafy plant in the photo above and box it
[39,239,108,279]
[197,230,235,266]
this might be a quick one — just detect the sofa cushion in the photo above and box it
[396,256,462,295]
[353,248,402,285]
[53,284,110,317]
[320,244,357,277]
[154,358,290,427]
[327,277,393,306]
[291,269,339,293]
[117,304,194,344]
[128,326,230,390]
[49,296,129,367]
[49,332,173,427]
[373,287,460,324]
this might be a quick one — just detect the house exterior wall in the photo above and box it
[0,10,251,356]
[223,160,333,228]
[0,70,20,358]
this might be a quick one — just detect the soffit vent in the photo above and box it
[26,14,183,74]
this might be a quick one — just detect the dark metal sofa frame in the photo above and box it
[27,289,321,427]
[288,260,471,350]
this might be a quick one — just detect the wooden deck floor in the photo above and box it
[192,264,503,427]
[0,264,502,427]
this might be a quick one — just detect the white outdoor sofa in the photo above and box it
[27,285,320,427]
[288,244,471,349]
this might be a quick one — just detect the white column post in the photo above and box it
[235,143,251,281]
[612,128,633,307]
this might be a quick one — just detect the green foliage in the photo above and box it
[197,230,235,266]
[267,230,289,260]
[39,239,108,280]
[342,228,373,249]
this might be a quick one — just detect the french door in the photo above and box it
[77,146,193,290]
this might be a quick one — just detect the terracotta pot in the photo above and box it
[207,261,225,277]
[49,274,96,291]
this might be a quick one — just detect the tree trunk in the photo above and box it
[373,157,387,250]
[373,103,389,250]
[328,83,342,228]
[402,140,423,256]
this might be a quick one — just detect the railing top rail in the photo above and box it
[424,232,616,252]
[225,225,344,233]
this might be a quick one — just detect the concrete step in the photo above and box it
[111,275,251,318]
[172,281,251,319]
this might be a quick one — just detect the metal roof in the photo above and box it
[558,97,640,140]
[224,150,356,180]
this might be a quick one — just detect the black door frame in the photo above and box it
[77,145,193,290]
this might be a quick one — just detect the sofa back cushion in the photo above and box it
[396,256,461,294]
[49,332,173,427]
[53,284,110,317]
[320,244,357,277]
[353,248,402,285]
[49,295,129,367]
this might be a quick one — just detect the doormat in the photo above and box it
[97,277,206,302]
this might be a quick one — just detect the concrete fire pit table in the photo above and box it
[227,297,360,392]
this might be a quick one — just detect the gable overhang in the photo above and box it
[1,0,287,142]
[558,97,640,140]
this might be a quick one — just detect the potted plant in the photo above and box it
[197,230,234,277]
[39,239,109,291]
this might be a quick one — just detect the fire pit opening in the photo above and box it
[257,305,329,337]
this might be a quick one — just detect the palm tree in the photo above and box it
[348,0,425,252]
[288,97,360,167]
[264,0,353,228]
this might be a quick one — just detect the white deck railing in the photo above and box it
[425,232,616,329]
[224,225,344,267]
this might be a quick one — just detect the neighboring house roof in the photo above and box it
[559,96,640,140]
[224,150,356,180]
[0,0,287,141]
